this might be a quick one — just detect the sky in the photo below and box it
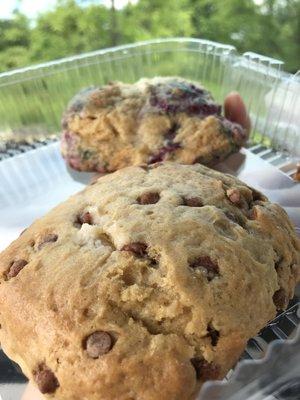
[0,0,138,19]
[0,0,264,19]
[0,0,57,19]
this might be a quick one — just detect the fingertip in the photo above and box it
[225,91,241,98]
[224,92,245,115]
[224,92,251,135]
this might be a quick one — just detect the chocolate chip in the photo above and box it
[85,331,113,358]
[183,197,203,207]
[226,188,241,204]
[207,324,219,346]
[76,211,93,226]
[6,259,28,279]
[121,242,148,257]
[137,192,160,205]
[121,242,157,267]
[273,288,288,311]
[191,358,220,381]
[33,364,59,394]
[38,234,58,250]
[189,256,219,281]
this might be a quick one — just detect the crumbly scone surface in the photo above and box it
[61,77,246,172]
[0,163,299,400]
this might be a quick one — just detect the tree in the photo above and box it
[188,0,299,73]
[0,0,298,73]
[0,11,30,72]
[110,0,119,46]
[120,0,193,43]
[264,0,300,72]
[30,0,110,62]
[189,0,262,53]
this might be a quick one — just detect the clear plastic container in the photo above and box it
[0,38,299,400]
[0,38,299,156]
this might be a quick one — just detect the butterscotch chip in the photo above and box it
[0,163,299,400]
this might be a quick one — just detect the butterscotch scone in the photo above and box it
[0,163,299,400]
[61,77,246,172]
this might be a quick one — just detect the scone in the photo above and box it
[0,163,299,400]
[61,77,247,172]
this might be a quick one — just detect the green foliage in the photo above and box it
[0,11,30,70]
[0,0,298,73]
[275,0,300,72]
[188,0,299,72]
[30,0,110,62]
[190,0,257,46]
[119,0,193,42]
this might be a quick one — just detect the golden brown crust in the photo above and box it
[0,163,299,400]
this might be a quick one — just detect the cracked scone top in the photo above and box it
[61,77,246,172]
[0,163,299,400]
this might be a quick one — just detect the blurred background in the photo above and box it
[0,0,299,74]
[0,0,298,147]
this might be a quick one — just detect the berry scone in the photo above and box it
[61,77,247,172]
[0,163,299,400]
